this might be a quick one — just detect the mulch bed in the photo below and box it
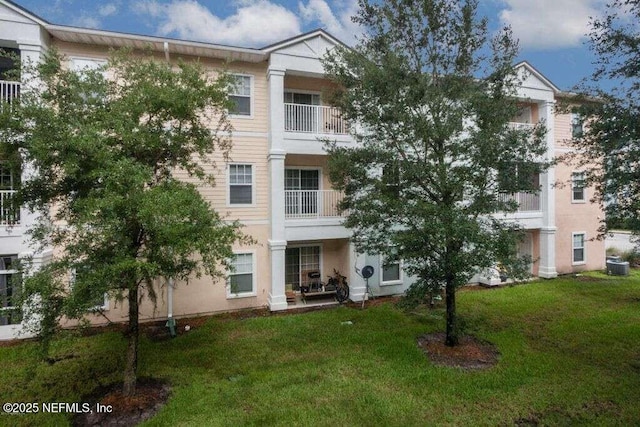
[73,377,170,427]
[417,332,499,370]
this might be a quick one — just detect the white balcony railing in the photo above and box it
[508,122,535,131]
[0,80,20,104]
[498,192,541,212]
[284,103,349,135]
[0,190,19,225]
[285,190,345,219]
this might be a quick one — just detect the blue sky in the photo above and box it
[11,0,608,91]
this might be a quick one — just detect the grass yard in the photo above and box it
[2,271,640,426]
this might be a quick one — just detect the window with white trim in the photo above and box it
[229,75,252,116]
[71,58,107,101]
[571,113,583,138]
[572,171,585,202]
[229,164,253,205]
[70,267,108,311]
[572,233,586,264]
[0,255,20,325]
[381,255,402,285]
[228,253,255,296]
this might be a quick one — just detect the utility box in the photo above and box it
[606,260,630,276]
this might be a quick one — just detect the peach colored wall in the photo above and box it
[554,111,605,274]
[82,224,270,326]
[321,238,350,279]
[531,229,540,276]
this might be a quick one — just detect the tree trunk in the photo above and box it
[445,281,458,347]
[122,286,139,397]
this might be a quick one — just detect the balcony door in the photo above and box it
[285,169,320,217]
[284,91,320,132]
[285,246,321,291]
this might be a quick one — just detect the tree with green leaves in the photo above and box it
[323,0,549,346]
[569,0,640,240]
[0,49,247,396]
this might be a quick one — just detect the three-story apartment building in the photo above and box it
[0,0,604,340]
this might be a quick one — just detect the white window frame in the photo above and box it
[284,90,322,104]
[227,163,255,207]
[0,255,19,323]
[285,243,323,289]
[284,167,323,190]
[572,232,586,265]
[571,113,584,138]
[227,250,257,299]
[229,73,254,119]
[380,254,403,286]
[571,171,586,203]
[70,57,108,71]
[70,268,109,311]
[284,167,323,219]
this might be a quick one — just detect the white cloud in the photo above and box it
[132,0,302,47]
[98,3,119,17]
[498,0,605,50]
[71,15,101,29]
[299,0,360,45]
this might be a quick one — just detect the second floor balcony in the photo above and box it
[285,189,345,220]
[284,103,349,135]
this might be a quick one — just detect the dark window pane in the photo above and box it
[230,273,253,293]
[382,262,400,282]
[230,185,252,204]
[230,96,250,115]
[573,248,584,263]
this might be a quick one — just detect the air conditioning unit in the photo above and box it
[606,260,629,276]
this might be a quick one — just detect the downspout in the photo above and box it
[162,43,177,338]
[163,41,170,63]
[165,277,176,338]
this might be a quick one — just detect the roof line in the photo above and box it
[515,60,561,93]
[45,24,266,56]
[1,0,49,26]
[261,28,348,53]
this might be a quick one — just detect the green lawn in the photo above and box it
[2,272,640,426]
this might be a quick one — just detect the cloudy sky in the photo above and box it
[11,0,608,90]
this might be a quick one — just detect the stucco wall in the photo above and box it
[554,112,605,274]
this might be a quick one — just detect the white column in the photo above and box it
[538,100,557,278]
[267,66,288,310]
[18,44,45,246]
[348,242,367,301]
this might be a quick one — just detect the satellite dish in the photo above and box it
[361,265,374,279]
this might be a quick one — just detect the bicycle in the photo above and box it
[303,269,350,304]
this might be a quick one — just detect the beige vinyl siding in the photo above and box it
[54,40,269,133]
[227,62,269,133]
[171,135,269,222]
[554,112,573,148]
